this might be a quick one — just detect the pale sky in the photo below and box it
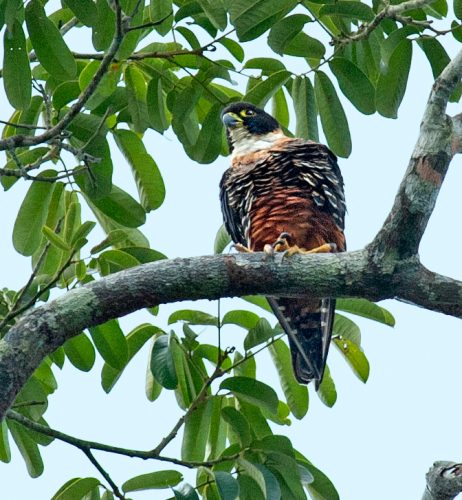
[1,5,462,500]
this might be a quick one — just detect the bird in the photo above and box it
[219,101,346,388]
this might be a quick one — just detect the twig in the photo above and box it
[6,410,243,469]
[82,448,125,500]
[333,0,438,45]
[0,120,46,131]
[151,363,224,455]
[0,0,126,152]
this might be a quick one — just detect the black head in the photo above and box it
[221,102,280,136]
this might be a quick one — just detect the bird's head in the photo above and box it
[221,102,283,155]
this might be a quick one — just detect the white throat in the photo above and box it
[230,129,285,159]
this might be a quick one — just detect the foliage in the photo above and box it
[0,0,458,497]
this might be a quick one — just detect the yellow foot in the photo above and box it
[271,232,337,256]
[232,243,252,253]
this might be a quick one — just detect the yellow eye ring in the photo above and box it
[240,109,255,117]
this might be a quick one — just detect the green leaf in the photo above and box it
[267,14,309,53]
[316,364,337,407]
[73,137,113,200]
[150,0,173,36]
[336,298,395,326]
[25,0,76,81]
[122,470,182,493]
[228,0,298,41]
[222,310,260,330]
[315,71,351,157]
[214,224,232,254]
[0,421,11,463]
[150,334,178,389]
[242,295,272,313]
[291,76,318,141]
[218,38,245,62]
[52,81,80,110]
[333,313,361,345]
[214,471,240,500]
[244,318,275,350]
[42,226,71,251]
[296,453,340,500]
[198,0,227,29]
[455,0,462,20]
[7,420,43,478]
[3,21,31,110]
[85,185,146,228]
[102,324,160,392]
[168,309,218,326]
[13,171,56,256]
[146,77,170,133]
[272,88,289,128]
[319,1,374,20]
[181,399,213,461]
[124,64,150,133]
[268,14,324,59]
[221,406,251,447]
[63,0,97,26]
[92,0,115,51]
[63,333,96,372]
[417,37,450,79]
[173,483,199,500]
[145,340,163,402]
[99,249,139,275]
[329,58,375,114]
[114,129,165,211]
[52,477,100,500]
[88,320,129,370]
[269,340,308,419]
[244,70,291,107]
[334,338,370,382]
[189,103,223,164]
[219,376,278,414]
[233,351,256,379]
[244,57,286,73]
[376,39,412,119]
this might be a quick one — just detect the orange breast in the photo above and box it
[248,188,345,252]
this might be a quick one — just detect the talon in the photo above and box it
[263,243,275,257]
[306,242,337,254]
[232,243,252,253]
[271,232,293,252]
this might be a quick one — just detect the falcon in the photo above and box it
[220,102,346,388]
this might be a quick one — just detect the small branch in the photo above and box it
[423,461,462,500]
[0,0,126,152]
[6,410,243,469]
[151,363,224,456]
[82,449,124,500]
[333,0,438,45]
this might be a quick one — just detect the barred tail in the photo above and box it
[268,297,335,389]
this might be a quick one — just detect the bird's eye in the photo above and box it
[241,109,255,117]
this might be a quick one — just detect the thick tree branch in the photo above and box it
[0,32,462,424]
[423,462,462,500]
[370,50,462,260]
[0,250,461,419]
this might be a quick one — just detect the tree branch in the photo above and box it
[6,410,242,469]
[0,0,126,153]
[423,462,462,500]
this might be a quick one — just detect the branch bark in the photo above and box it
[423,462,462,500]
[1,34,462,422]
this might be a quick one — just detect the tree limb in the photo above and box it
[423,462,462,500]
[1,25,462,424]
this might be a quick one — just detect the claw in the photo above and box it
[232,243,252,253]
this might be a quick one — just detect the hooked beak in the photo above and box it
[222,112,242,128]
